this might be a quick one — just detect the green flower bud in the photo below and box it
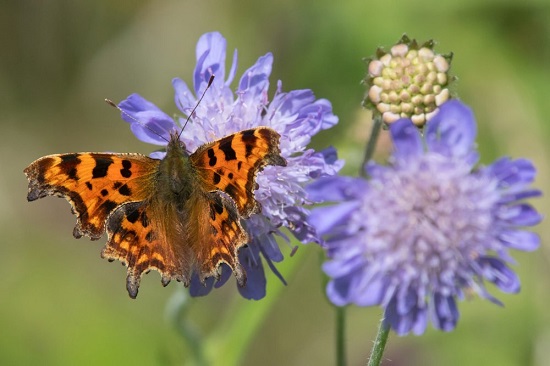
[363,35,454,127]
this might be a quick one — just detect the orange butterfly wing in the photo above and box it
[24,153,157,239]
[25,152,191,298]
[190,127,287,216]
[100,201,182,298]
[177,128,286,290]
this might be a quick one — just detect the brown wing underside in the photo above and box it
[190,127,287,217]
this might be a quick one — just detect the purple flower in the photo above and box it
[308,100,542,335]
[117,32,342,299]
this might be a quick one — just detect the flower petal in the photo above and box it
[478,257,520,293]
[385,295,427,336]
[326,275,355,306]
[269,91,338,148]
[390,118,423,161]
[237,53,273,97]
[194,32,227,92]
[431,293,459,332]
[307,176,366,202]
[497,203,543,226]
[172,77,196,116]
[231,53,273,130]
[352,276,387,307]
[498,229,540,251]
[189,274,215,297]
[425,100,477,159]
[488,158,537,188]
[308,201,362,236]
[236,248,267,300]
[119,94,176,145]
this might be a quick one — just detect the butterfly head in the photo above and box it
[167,130,190,157]
[163,74,216,157]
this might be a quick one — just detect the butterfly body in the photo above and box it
[158,134,195,200]
[25,128,286,298]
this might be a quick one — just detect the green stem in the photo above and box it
[175,311,207,366]
[205,246,305,366]
[320,251,347,366]
[332,114,384,366]
[166,290,208,366]
[360,114,383,177]
[336,306,347,366]
[367,316,390,366]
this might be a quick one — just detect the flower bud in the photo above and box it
[363,35,454,127]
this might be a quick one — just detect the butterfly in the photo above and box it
[24,126,286,298]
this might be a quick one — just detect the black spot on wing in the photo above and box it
[220,219,233,234]
[100,199,118,217]
[241,130,258,158]
[209,196,224,221]
[126,208,140,223]
[207,148,217,167]
[241,129,256,139]
[67,168,78,180]
[61,154,80,164]
[92,157,114,179]
[209,203,216,221]
[107,202,140,234]
[140,210,149,228]
[213,172,221,185]
[224,184,239,202]
[245,143,254,158]
[60,154,81,180]
[218,135,236,161]
[145,231,154,243]
[210,225,218,236]
[118,184,131,196]
[120,159,132,178]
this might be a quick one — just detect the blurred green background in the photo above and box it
[2,0,549,365]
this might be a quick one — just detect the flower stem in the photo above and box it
[205,246,305,366]
[361,116,389,365]
[367,316,390,366]
[166,289,207,366]
[360,114,383,177]
[336,306,347,366]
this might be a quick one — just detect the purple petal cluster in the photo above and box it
[117,32,341,299]
[308,100,542,334]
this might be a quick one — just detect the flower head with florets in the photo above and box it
[308,100,542,334]
[117,32,342,299]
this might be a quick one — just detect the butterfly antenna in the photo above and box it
[104,99,170,143]
[177,74,215,140]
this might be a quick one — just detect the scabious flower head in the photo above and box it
[308,100,542,335]
[117,32,341,299]
[363,35,453,126]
